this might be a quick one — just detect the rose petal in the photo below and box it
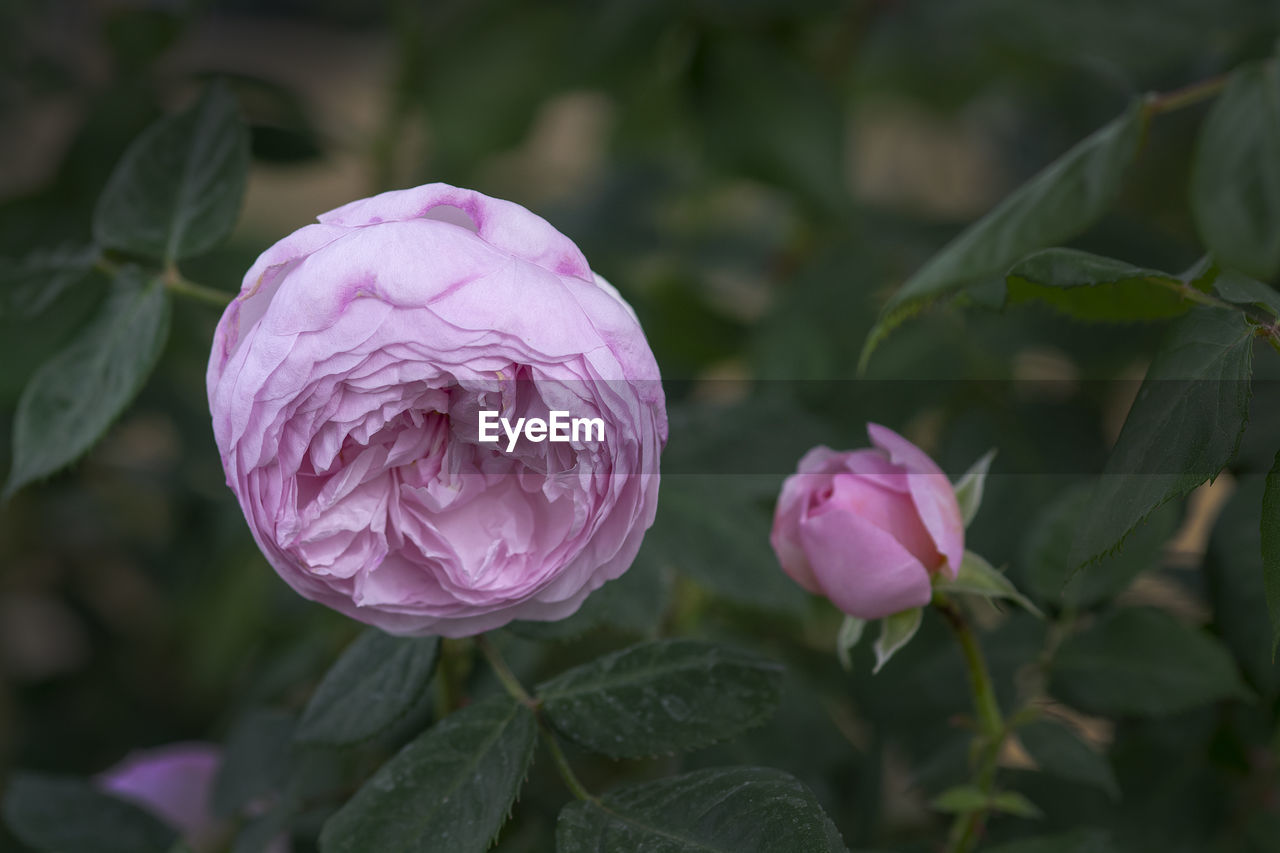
[798,498,933,620]
[867,423,964,576]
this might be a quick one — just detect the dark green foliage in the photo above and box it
[295,630,440,746]
[319,696,537,853]
[556,767,848,853]
[538,639,784,758]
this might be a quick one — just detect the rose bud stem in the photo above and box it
[934,590,1006,853]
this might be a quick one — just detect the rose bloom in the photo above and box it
[207,183,667,637]
[770,424,964,620]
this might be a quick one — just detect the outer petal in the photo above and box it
[826,473,940,569]
[317,183,592,281]
[798,501,933,620]
[867,423,964,576]
[769,472,827,594]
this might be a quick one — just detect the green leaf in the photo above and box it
[873,607,922,674]
[860,100,1145,369]
[1263,452,1280,655]
[319,695,536,853]
[1023,483,1180,609]
[2,773,178,853]
[555,766,847,853]
[984,830,1120,853]
[4,267,171,498]
[295,629,439,746]
[0,246,97,319]
[935,551,1041,616]
[94,80,249,262]
[954,449,996,528]
[931,785,1042,818]
[1019,720,1120,800]
[656,476,808,614]
[1191,61,1280,280]
[1070,308,1254,569]
[1213,269,1280,317]
[1205,478,1278,694]
[212,709,295,818]
[836,615,867,672]
[1049,607,1249,716]
[1005,248,1197,321]
[537,639,783,759]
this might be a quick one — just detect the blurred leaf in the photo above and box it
[319,695,536,853]
[94,80,249,262]
[1019,720,1119,800]
[507,543,670,641]
[231,807,293,853]
[1005,248,1197,320]
[2,774,178,853]
[1191,61,1280,280]
[212,709,295,819]
[1022,484,1179,609]
[656,476,808,614]
[935,551,1041,616]
[225,74,326,165]
[1263,452,1280,655]
[836,615,867,672]
[1049,608,1249,716]
[873,607,922,674]
[954,449,996,527]
[0,245,96,318]
[1213,269,1280,317]
[697,37,846,211]
[931,784,1042,818]
[295,630,439,746]
[1204,478,1278,695]
[555,766,847,852]
[416,5,570,177]
[861,100,1145,369]
[984,830,1121,853]
[4,267,170,497]
[1071,308,1253,569]
[537,639,783,759]
[103,8,181,74]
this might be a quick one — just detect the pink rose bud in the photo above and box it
[770,424,964,620]
[207,184,667,637]
[97,743,223,850]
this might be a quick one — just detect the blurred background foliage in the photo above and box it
[2,1,1280,851]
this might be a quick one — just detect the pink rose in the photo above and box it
[207,183,667,637]
[770,424,964,620]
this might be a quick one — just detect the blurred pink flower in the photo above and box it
[98,743,288,853]
[98,742,223,851]
[771,424,964,619]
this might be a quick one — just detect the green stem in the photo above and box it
[434,637,472,717]
[539,722,596,802]
[935,592,1004,853]
[474,634,598,803]
[1144,73,1229,117]
[164,267,233,307]
[474,635,533,705]
[93,256,233,307]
